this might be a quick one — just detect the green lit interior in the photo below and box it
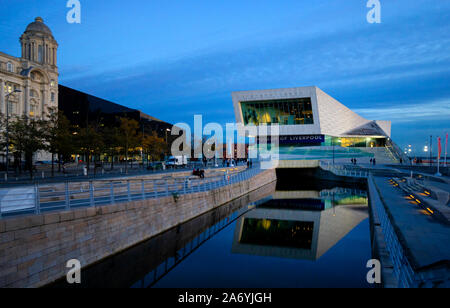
[240,98,314,125]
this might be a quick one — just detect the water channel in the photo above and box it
[49,176,373,288]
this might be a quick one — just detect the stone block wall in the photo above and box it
[0,168,276,288]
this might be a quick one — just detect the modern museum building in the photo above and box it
[232,86,402,162]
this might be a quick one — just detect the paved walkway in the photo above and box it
[373,176,450,272]
[0,166,260,219]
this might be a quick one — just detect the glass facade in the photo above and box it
[241,98,313,125]
[326,136,386,148]
[240,218,314,249]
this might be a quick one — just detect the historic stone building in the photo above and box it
[0,17,59,121]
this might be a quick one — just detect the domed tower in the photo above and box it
[20,17,58,68]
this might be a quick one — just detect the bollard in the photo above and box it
[89,181,94,206]
[34,183,40,214]
[65,182,70,209]
[127,180,131,201]
[42,171,45,179]
[110,182,115,204]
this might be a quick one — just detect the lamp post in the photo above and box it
[5,89,21,176]
[165,128,171,155]
[332,137,341,166]
[429,135,432,167]
[332,137,335,166]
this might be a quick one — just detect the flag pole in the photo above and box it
[445,132,448,167]
[436,136,442,176]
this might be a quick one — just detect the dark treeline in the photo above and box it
[0,107,168,179]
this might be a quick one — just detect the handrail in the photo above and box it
[386,138,408,162]
[319,161,369,178]
[0,166,262,219]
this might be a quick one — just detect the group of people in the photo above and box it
[350,157,376,165]
[192,168,205,179]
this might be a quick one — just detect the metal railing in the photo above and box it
[0,166,262,219]
[386,138,408,163]
[368,175,419,287]
[319,161,369,178]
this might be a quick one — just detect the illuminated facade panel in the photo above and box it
[241,98,313,125]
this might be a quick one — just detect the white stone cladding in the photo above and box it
[0,17,59,163]
[0,17,58,121]
[232,86,391,138]
[315,87,371,137]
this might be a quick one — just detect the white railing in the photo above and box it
[319,161,369,178]
[0,167,262,219]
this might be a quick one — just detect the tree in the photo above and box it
[8,116,46,179]
[44,107,73,176]
[0,114,5,162]
[118,117,140,173]
[101,125,121,170]
[74,124,103,174]
[142,132,166,166]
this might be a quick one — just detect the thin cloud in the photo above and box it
[353,99,450,123]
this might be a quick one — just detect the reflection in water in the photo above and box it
[233,187,368,261]
[240,219,314,249]
[48,181,371,288]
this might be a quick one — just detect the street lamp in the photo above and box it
[332,137,341,166]
[165,128,171,155]
[5,89,21,175]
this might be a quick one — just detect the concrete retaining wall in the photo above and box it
[49,181,277,288]
[0,168,276,288]
[367,175,398,288]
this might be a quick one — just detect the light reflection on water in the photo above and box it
[151,186,371,288]
[49,182,373,288]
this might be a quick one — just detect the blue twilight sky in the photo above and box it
[0,0,449,154]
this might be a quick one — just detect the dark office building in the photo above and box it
[58,85,173,139]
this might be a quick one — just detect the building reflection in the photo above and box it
[232,187,368,261]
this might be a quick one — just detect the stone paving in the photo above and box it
[373,176,450,272]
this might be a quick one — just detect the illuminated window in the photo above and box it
[240,98,314,125]
[50,80,55,87]
[30,104,37,117]
[4,84,13,93]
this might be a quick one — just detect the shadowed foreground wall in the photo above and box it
[49,181,277,288]
[0,169,276,288]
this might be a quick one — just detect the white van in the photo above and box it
[166,155,188,168]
